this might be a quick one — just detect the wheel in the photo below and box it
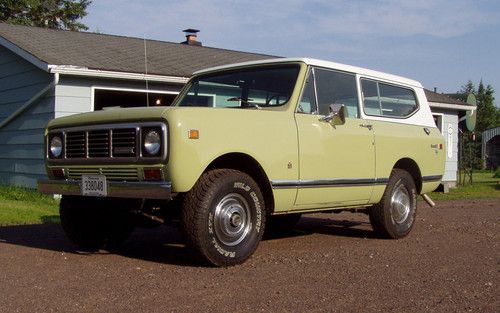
[369,169,417,239]
[182,169,266,267]
[267,213,302,234]
[59,196,134,251]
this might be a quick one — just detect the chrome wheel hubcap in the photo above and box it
[214,193,252,246]
[391,184,411,224]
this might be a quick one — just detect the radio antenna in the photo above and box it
[143,36,150,107]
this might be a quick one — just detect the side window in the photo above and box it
[314,68,359,117]
[362,79,418,118]
[297,70,317,114]
[361,80,381,115]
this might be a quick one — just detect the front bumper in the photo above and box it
[38,179,172,199]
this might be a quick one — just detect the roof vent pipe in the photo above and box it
[181,29,202,46]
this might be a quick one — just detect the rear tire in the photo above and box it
[369,169,417,239]
[182,169,265,267]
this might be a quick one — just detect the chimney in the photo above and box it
[181,28,202,46]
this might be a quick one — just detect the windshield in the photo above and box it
[177,65,300,108]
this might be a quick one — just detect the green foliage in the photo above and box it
[458,80,499,173]
[494,167,500,178]
[0,0,91,31]
[0,184,59,225]
[430,171,500,201]
[476,81,499,132]
[461,80,499,133]
[0,184,56,204]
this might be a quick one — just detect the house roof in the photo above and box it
[424,89,475,112]
[0,22,275,79]
[424,89,467,105]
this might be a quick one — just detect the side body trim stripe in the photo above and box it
[271,178,389,189]
[271,174,443,189]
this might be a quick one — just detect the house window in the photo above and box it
[93,88,177,111]
[433,114,443,133]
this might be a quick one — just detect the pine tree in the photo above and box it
[460,80,498,132]
[0,0,91,31]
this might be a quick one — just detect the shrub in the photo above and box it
[494,167,500,178]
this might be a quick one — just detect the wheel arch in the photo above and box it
[205,153,275,213]
[392,158,422,194]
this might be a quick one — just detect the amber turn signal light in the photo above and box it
[188,129,199,139]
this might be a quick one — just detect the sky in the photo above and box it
[82,0,500,105]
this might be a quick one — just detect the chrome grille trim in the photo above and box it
[66,167,140,181]
[47,122,167,165]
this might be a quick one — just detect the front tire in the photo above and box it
[369,169,417,239]
[182,169,266,267]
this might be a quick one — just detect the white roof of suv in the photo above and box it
[194,57,423,88]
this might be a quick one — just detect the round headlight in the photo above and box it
[50,136,62,158]
[144,130,161,156]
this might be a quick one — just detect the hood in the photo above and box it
[47,106,177,129]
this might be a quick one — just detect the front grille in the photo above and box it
[67,167,140,181]
[66,131,86,158]
[47,122,166,164]
[112,128,136,157]
[65,127,137,159]
[88,130,109,157]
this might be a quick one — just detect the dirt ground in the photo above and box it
[0,199,498,312]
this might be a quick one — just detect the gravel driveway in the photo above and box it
[0,199,498,312]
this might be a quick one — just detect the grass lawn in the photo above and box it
[429,170,500,201]
[0,185,59,226]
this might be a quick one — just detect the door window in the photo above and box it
[297,67,359,118]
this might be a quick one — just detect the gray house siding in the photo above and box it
[431,108,459,185]
[0,45,54,188]
[55,76,182,118]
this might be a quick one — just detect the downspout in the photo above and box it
[0,73,59,129]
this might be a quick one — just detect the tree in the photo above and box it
[460,80,499,133]
[0,0,91,31]
[458,80,499,175]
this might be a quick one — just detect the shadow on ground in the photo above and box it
[0,213,376,266]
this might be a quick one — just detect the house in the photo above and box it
[0,23,476,190]
[425,90,476,191]
[482,127,499,169]
[0,23,273,188]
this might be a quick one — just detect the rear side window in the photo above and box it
[361,79,418,118]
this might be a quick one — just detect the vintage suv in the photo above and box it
[39,58,445,266]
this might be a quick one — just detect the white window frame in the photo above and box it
[432,113,444,133]
[91,86,179,111]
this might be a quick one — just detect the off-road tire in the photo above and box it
[369,169,417,239]
[182,169,266,267]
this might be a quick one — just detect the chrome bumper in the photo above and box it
[38,179,172,199]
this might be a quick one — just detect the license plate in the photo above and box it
[81,175,107,197]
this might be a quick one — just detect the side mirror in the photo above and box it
[319,104,346,126]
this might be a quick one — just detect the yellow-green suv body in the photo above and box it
[39,58,445,266]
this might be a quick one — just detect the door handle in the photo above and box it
[359,124,373,130]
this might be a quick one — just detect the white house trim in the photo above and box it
[50,65,189,84]
[429,101,476,112]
